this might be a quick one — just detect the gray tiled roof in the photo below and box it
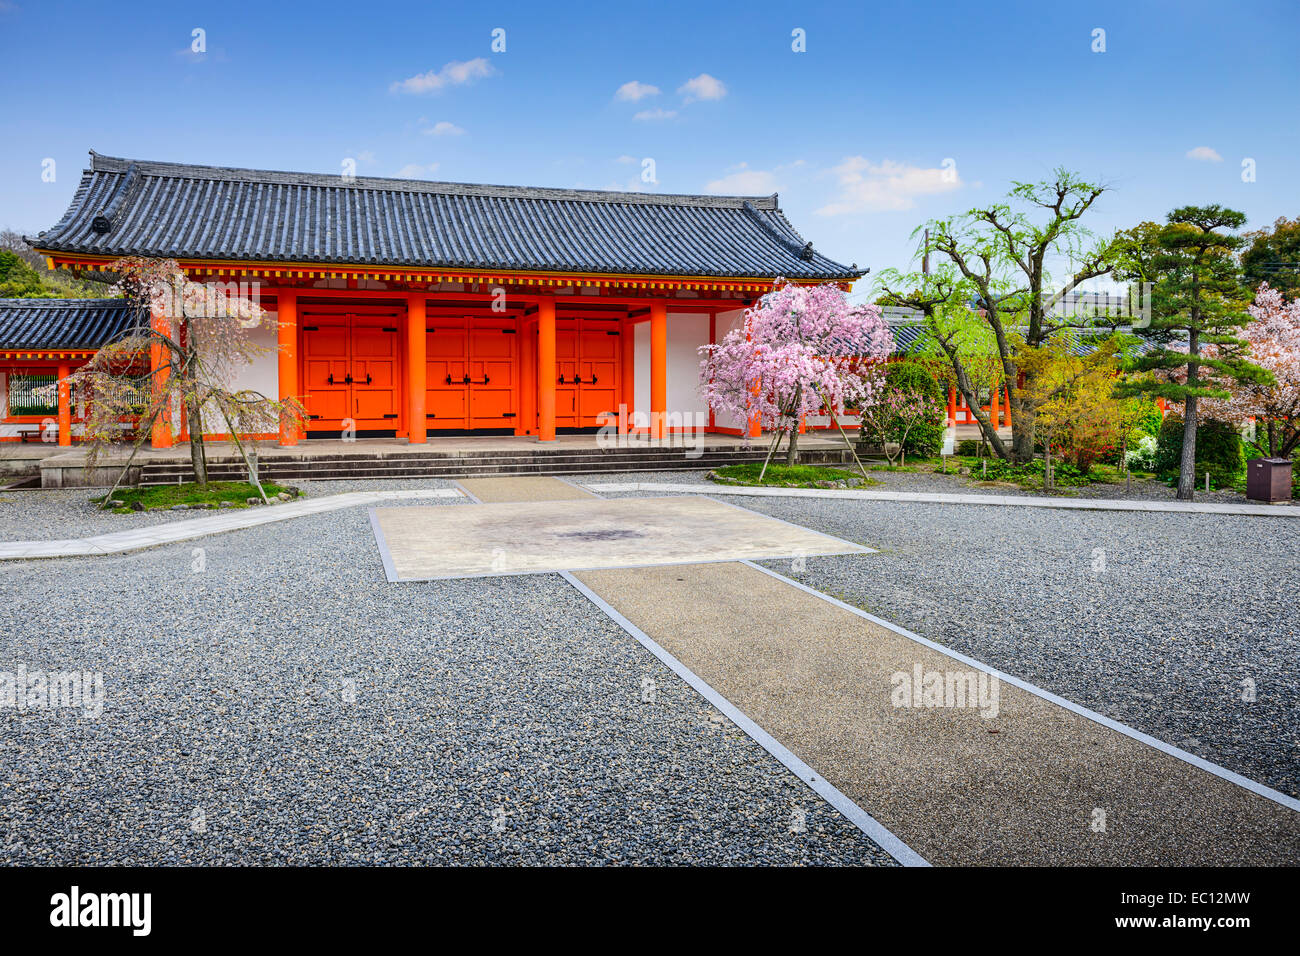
[29,152,864,281]
[0,298,139,350]
[883,311,1155,357]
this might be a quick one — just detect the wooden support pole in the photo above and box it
[277,291,299,446]
[57,362,71,447]
[650,301,667,440]
[620,317,634,435]
[406,293,427,443]
[537,297,556,442]
[150,304,173,449]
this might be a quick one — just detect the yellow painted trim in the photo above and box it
[32,249,834,290]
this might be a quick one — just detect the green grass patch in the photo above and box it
[709,463,879,488]
[94,481,295,513]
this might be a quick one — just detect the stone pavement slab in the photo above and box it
[456,475,595,503]
[369,495,871,581]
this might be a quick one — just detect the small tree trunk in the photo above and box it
[217,406,270,503]
[99,422,159,508]
[758,425,784,482]
[784,386,802,466]
[1177,395,1198,501]
[186,396,208,487]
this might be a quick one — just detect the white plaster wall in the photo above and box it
[633,313,711,424]
[634,322,648,418]
[710,308,748,431]
[231,320,280,398]
[668,312,709,419]
[196,317,280,436]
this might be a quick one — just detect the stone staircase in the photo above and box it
[137,443,853,486]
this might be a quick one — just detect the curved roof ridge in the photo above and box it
[87,151,781,209]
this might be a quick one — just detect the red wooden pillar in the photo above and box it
[406,293,426,443]
[150,304,173,449]
[537,298,556,442]
[990,384,1000,430]
[947,384,957,425]
[650,302,667,439]
[56,362,71,447]
[520,317,536,435]
[707,313,716,432]
[1003,386,1012,425]
[620,317,634,435]
[277,291,299,446]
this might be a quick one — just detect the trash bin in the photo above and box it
[1245,458,1293,503]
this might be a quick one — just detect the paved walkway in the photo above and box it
[370,494,868,581]
[0,489,461,560]
[455,476,595,503]
[574,560,1300,865]
[585,481,1300,518]
[428,476,1300,864]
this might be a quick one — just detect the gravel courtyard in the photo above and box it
[0,494,894,866]
[601,470,1300,799]
[1,469,1295,865]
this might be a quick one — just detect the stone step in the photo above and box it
[137,447,851,485]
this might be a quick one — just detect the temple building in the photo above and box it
[7,151,865,447]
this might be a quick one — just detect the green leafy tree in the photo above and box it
[877,170,1119,462]
[1114,206,1271,499]
[1241,216,1300,296]
[0,250,52,297]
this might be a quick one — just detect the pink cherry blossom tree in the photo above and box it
[1195,283,1300,457]
[699,280,895,476]
[69,257,303,505]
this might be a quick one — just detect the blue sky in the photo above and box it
[2,0,1296,293]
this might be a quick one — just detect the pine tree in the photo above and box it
[1114,206,1271,499]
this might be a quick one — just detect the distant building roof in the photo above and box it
[877,305,1153,357]
[29,152,864,282]
[0,298,138,350]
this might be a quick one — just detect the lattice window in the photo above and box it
[6,374,60,417]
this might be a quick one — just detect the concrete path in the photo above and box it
[584,481,1300,518]
[0,489,462,561]
[455,475,595,503]
[370,495,869,581]
[573,560,1300,865]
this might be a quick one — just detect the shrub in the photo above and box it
[1125,434,1158,472]
[1132,398,1165,438]
[1154,414,1246,488]
[876,361,945,457]
[956,438,982,457]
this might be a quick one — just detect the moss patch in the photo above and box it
[708,463,879,489]
[94,481,296,513]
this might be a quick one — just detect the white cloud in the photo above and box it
[391,59,495,94]
[615,155,637,164]
[634,108,677,121]
[816,157,962,214]
[1186,145,1223,162]
[706,163,778,195]
[397,163,441,179]
[424,121,465,136]
[678,73,727,102]
[615,80,660,101]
